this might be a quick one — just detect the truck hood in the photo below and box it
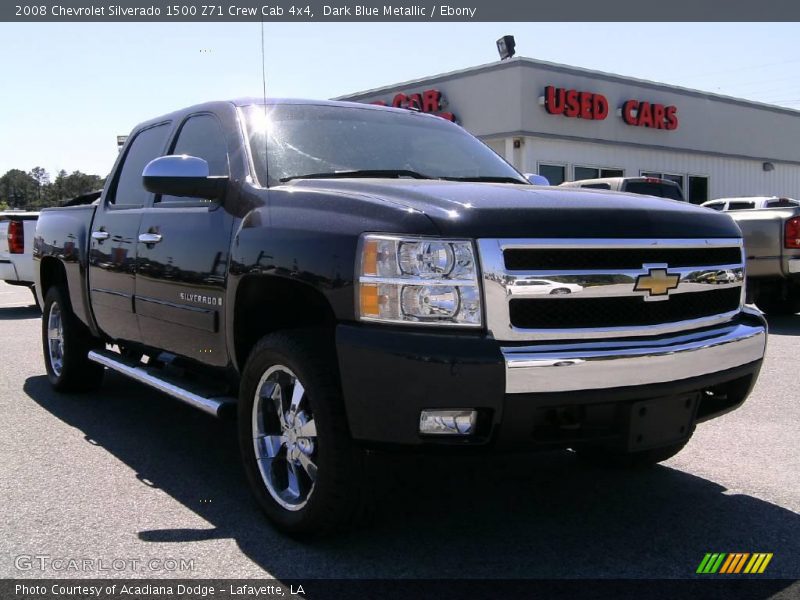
[285,179,742,239]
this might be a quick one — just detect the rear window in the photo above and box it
[624,181,684,201]
[727,201,756,211]
[765,198,799,208]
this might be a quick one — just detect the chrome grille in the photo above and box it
[477,238,745,341]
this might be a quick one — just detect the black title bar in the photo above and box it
[4,0,800,21]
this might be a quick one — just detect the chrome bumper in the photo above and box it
[503,317,766,394]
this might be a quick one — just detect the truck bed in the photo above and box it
[727,207,800,279]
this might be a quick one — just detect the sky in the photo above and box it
[1,22,799,177]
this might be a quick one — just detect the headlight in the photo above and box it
[357,234,482,327]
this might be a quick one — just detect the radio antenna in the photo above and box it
[260,19,270,185]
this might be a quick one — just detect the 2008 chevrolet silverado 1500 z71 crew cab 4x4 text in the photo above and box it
[34,99,767,535]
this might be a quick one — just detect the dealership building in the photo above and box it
[337,57,800,204]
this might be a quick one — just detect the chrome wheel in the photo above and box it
[47,302,65,376]
[252,365,318,511]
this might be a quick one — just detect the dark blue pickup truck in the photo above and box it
[34,99,767,536]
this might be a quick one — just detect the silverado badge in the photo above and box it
[634,267,680,299]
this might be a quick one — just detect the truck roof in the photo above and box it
[136,98,441,131]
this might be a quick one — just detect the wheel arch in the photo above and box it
[232,275,338,373]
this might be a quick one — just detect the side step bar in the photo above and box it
[88,350,235,417]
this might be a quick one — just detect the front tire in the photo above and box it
[42,286,104,392]
[238,330,367,536]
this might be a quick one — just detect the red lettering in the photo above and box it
[579,92,592,119]
[593,94,609,120]
[392,93,407,108]
[565,90,580,117]
[622,100,639,125]
[422,89,441,113]
[407,93,422,110]
[544,86,565,115]
[638,102,653,127]
[665,105,678,130]
[652,104,665,129]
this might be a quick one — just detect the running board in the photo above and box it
[87,350,235,417]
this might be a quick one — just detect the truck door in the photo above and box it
[88,122,171,343]
[134,112,235,366]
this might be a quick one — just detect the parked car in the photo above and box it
[559,176,685,201]
[34,99,767,536]
[702,196,800,211]
[508,279,583,295]
[717,202,800,314]
[0,209,40,308]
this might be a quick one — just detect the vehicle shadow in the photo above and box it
[0,305,39,320]
[765,314,800,336]
[23,372,800,581]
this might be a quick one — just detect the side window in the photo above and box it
[159,114,229,203]
[704,202,724,211]
[727,201,755,211]
[110,123,170,206]
[581,183,611,190]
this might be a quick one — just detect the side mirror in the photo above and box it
[142,155,228,200]
[524,173,550,186]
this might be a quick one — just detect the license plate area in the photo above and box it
[627,393,699,451]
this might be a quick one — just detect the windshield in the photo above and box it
[242,104,526,186]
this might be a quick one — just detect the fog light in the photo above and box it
[419,410,477,435]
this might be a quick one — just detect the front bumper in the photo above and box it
[336,309,767,448]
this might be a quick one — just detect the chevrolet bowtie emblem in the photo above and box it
[634,267,680,298]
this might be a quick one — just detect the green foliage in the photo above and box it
[0,167,105,210]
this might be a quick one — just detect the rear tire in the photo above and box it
[576,440,688,469]
[42,286,104,392]
[238,330,368,537]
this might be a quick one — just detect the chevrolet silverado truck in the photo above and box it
[34,99,767,535]
[1,210,41,308]
[702,198,800,315]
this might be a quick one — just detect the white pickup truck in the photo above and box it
[706,198,800,314]
[0,210,40,308]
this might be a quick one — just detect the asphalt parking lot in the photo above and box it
[1,280,798,581]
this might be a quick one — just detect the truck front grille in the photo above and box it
[477,238,745,341]
[503,246,743,271]
[509,287,742,329]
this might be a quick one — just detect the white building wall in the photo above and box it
[519,136,800,200]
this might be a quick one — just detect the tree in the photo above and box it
[52,170,104,203]
[0,168,105,209]
[29,166,50,202]
[0,169,38,209]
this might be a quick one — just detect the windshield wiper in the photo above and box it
[280,169,435,183]
[441,175,528,184]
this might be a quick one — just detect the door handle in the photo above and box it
[91,230,109,241]
[138,233,163,244]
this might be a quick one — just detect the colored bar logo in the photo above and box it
[697,553,773,574]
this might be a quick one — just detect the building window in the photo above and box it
[539,164,566,186]
[574,166,624,181]
[688,176,709,205]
